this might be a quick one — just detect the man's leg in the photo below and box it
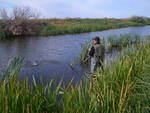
[91,57,97,73]
[95,57,104,72]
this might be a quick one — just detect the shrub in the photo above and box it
[131,16,146,23]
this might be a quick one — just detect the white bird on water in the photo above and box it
[32,61,39,66]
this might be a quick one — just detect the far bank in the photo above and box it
[0,16,150,39]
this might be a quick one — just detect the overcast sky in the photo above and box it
[0,0,149,18]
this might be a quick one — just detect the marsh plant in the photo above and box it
[79,40,91,63]
[107,34,141,51]
[1,56,23,83]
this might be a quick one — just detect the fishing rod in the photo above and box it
[81,56,91,63]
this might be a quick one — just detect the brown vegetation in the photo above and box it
[0,7,41,36]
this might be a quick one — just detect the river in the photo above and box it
[0,26,150,83]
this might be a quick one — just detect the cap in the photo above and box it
[92,36,100,42]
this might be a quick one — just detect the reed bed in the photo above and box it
[107,34,140,49]
[0,36,150,112]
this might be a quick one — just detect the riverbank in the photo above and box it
[0,16,150,39]
[0,36,150,112]
[39,17,150,36]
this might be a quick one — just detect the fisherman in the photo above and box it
[88,36,105,73]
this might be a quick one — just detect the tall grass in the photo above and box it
[0,36,150,112]
[1,56,23,82]
[79,40,91,63]
[94,36,150,113]
[107,34,141,50]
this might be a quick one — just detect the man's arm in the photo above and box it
[89,46,94,57]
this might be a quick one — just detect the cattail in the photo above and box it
[27,104,29,113]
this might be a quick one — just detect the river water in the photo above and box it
[0,26,150,83]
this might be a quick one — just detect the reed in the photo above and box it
[107,34,141,51]
[79,40,91,63]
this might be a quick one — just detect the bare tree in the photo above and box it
[11,7,39,20]
[0,7,40,36]
[0,9,9,20]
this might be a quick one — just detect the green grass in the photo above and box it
[0,36,150,112]
[38,17,150,36]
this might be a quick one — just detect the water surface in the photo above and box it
[0,26,150,83]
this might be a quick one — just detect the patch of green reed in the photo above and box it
[107,34,141,51]
[79,40,91,63]
[1,56,23,83]
[132,35,141,44]
[93,36,150,113]
[59,78,97,113]
[0,57,63,113]
[107,35,116,48]
[118,34,131,46]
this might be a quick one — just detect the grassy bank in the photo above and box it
[0,16,150,38]
[0,36,150,112]
[39,17,150,36]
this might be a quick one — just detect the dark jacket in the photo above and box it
[89,44,105,57]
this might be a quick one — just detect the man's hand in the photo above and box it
[88,48,91,52]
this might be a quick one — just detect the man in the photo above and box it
[88,36,105,73]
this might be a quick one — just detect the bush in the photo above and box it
[0,7,40,36]
[131,16,146,23]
